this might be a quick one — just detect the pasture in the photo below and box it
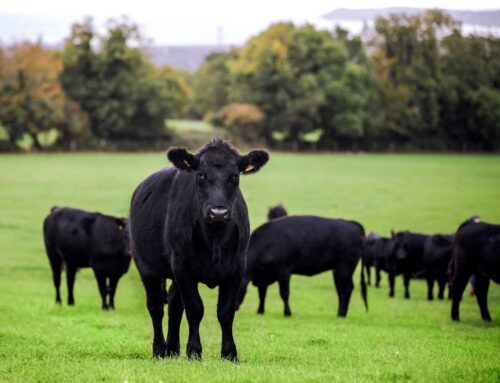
[0,152,499,382]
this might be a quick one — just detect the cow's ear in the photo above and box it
[239,150,269,175]
[115,218,127,231]
[167,147,199,171]
[390,229,395,238]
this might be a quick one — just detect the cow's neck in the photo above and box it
[194,219,233,264]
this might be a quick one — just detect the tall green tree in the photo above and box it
[60,18,187,141]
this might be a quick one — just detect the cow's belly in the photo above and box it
[293,256,334,276]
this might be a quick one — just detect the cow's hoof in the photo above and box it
[102,305,109,310]
[152,342,166,358]
[257,308,264,315]
[284,310,292,317]
[222,353,239,363]
[166,342,180,358]
[482,315,492,322]
[187,343,202,360]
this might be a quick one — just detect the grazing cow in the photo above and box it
[365,233,390,287]
[129,139,268,360]
[236,215,368,317]
[386,231,428,299]
[43,206,131,309]
[423,234,454,300]
[267,204,288,220]
[451,217,499,321]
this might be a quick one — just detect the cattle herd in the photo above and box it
[43,139,500,361]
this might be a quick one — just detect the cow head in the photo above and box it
[168,139,269,224]
[387,231,409,273]
[267,204,288,221]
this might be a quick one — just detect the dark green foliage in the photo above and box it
[60,18,185,141]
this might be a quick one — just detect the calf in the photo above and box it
[129,139,268,360]
[451,217,500,321]
[236,215,367,317]
[386,231,428,299]
[267,204,288,220]
[43,206,131,309]
[423,234,454,300]
[365,233,390,287]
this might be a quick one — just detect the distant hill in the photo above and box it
[145,45,233,72]
[323,8,500,27]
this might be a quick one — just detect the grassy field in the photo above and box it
[0,151,499,382]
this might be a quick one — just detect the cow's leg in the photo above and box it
[474,274,491,321]
[66,265,77,306]
[403,273,411,299]
[375,267,381,288]
[217,276,240,361]
[278,273,292,317]
[388,273,395,297]
[426,277,434,301]
[94,271,109,310]
[177,278,204,359]
[334,268,354,317]
[235,277,250,310]
[450,257,471,321]
[108,274,121,310]
[166,282,183,357]
[437,277,446,300]
[366,265,371,286]
[143,276,166,358]
[48,253,62,304]
[257,285,267,314]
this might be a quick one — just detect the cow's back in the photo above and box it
[248,216,364,277]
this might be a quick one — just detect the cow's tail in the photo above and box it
[360,235,368,311]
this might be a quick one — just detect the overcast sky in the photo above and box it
[1,0,499,45]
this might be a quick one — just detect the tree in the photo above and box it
[0,42,65,149]
[190,53,232,118]
[60,18,187,141]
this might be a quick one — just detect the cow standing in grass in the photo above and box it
[365,233,391,287]
[236,215,367,317]
[423,234,454,300]
[43,207,131,309]
[386,231,428,299]
[129,139,268,360]
[451,217,500,321]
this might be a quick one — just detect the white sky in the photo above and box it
[1,0,499,45]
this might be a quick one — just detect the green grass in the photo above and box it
[167,119,214,132]
[0,152,499,382]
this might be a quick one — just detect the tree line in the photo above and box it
[1,10,499,151]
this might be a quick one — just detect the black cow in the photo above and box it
[451,217,500,321]
[365,233,390,287]
[129,139,268,360]
[267,204,288,220]
[236,215,367,317]
[43,206,131,309]
[423,234,454,301]
[386,231,428,299]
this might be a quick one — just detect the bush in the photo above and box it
[215,103,264,144]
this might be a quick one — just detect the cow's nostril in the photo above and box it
[210,207,228,217]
